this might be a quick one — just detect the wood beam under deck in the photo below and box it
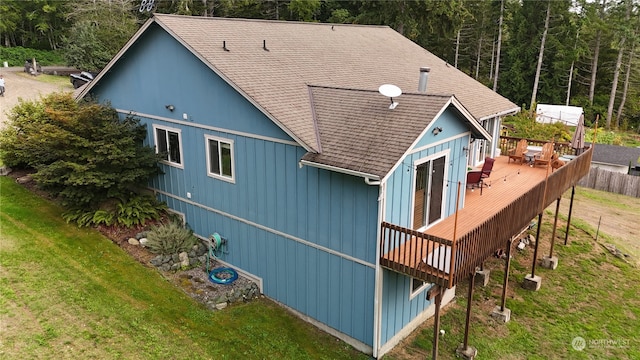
[379,146,593,289]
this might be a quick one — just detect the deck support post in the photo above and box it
[456,272,477,359]
[564,186,576,245]
[428,285,444,360]
[523,213,542,291]
[492,238,513,322]
[542,198,561,269]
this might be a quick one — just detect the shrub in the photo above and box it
[63,194,167,228]
[0,46,65,66]
[145,222,198,255]
[0,93,162,209]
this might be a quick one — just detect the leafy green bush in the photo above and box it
[0,93,162,209]
[0,46,65,66]
[145,222,198,255]
[503,110,573,142]
[63,194,167,228]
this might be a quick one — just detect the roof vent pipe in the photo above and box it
[418,67,430,93]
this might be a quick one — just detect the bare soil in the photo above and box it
[0,67,73,129]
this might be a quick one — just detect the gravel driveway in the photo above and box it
[0,67,74,129]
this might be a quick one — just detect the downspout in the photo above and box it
[372,181,386,358]
[365,177,381,186]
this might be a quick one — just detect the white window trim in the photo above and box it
[411,149,450,232]
[153,124,184,169]
[204,134,235,184]
[409,277,429,300]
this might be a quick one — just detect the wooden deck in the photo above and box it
[428,155,552,240]
[380,147,593,287]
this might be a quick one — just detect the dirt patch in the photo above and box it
[0,68,74,129]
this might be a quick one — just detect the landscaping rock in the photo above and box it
[150,255,163,266]
[139,238,148,247]
[0,166,12,176]
[17,175,33,184]
[128,238,140,246]
[179,252,189,268]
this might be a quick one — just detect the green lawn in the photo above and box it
[15,71,74,88]
[384,195,640,359]
[0,177,369,359]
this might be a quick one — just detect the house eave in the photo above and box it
[299,159,381,184]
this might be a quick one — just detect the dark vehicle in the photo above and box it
[70,71,95,89]
[24,59,42,74]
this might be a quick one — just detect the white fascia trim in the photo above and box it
[299,159,381,184]
[154,189,376,269]
[117,109,300,147]
[76,18,155,100]
[409,131,470,156]
[478,106,521,121]
[154,19,316,153]
[450,97,492,140]
[372,180,386,358]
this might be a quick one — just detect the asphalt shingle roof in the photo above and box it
[586,143,640,167]
[302,86,454,178]
[151,14,519,153]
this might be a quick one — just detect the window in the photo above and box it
[410,278,429,299]
[413,154,446,230]
[153,125,183,168]
[205,135,235,183]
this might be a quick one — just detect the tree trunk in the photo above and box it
[530,1,551,109]
[606,0,630,129]
[490,33,495,80]
[475,33,483,79]
[492,0,504,92]
[589,0,607,105]
[616,44,635,126]
[566,60,574,106]
[455,29,461,68]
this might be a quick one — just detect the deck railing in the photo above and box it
[499,136,583,157]
[379,223,453,288]
[380,146,593,288]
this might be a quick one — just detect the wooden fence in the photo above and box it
[577,167,640,198]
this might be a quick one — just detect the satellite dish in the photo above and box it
[379,84,402,109]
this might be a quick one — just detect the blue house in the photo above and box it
[78,14,519,357]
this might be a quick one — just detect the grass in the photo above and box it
[384,198,640,359]
[14,71,73,88]
[0,177,369,359]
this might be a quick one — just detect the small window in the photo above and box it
[205,134,235,183]
[410,278,429,299]
[153,125,183,168]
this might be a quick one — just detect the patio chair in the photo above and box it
[480,157,495,179]
[533,142,554,168]
[508,139,528,164]
[466,170,485,195]
[466,157,495,195]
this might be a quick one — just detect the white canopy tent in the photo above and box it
[535,104,583,126]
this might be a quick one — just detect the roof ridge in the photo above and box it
[154,13,390,29]
[308,85,453,98]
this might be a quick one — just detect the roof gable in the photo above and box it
[302,86,485,179]
[80,14,518,154]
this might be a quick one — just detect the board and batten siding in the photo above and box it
[379,108,472,346]
[89,23,380,347]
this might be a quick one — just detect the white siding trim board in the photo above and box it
[117,109,301,147]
